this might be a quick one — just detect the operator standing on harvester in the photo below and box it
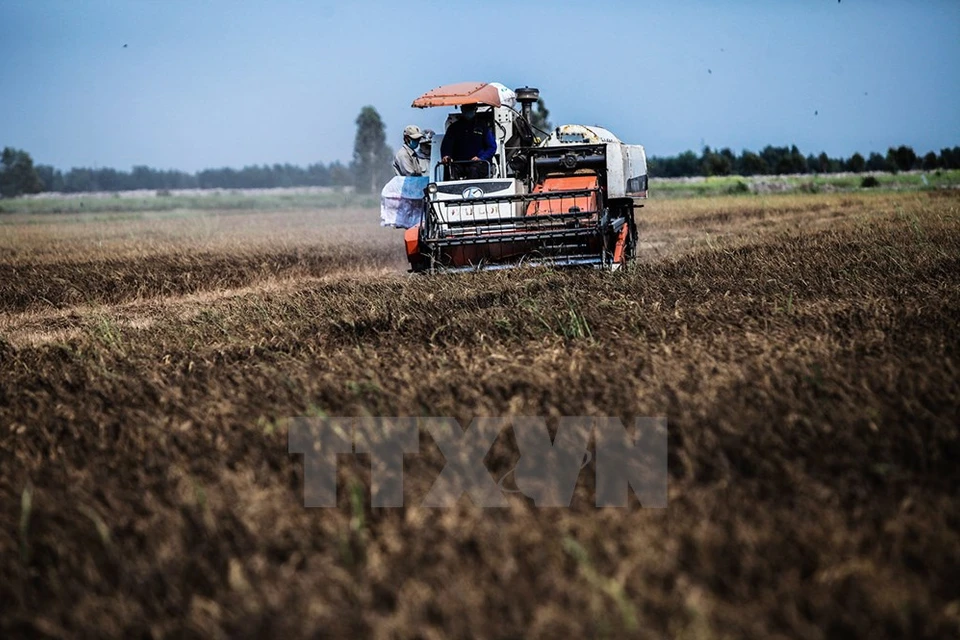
[440,103,497,179]
[393,125,426,176]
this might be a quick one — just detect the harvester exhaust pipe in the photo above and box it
[515,86,540,124]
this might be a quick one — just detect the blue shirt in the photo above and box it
[440,118,497,162]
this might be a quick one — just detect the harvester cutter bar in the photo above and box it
[432,255,608,273]
[429,227,606,247]
[433,215,626,239]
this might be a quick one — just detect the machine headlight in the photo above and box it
[427,183,438,195]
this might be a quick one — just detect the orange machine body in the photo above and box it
[404,225,420,262]
[526,174,599,217]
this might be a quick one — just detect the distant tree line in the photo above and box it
[28,160,355,194]
[649,145,960,178]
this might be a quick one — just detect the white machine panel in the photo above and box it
[430,178,524,228]
[607,144,648,198]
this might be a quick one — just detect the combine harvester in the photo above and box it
[386,82,648,272]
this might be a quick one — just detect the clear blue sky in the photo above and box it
[2,0,958,172]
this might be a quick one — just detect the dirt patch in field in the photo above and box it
[1,192,958,638]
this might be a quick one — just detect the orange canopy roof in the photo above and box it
[411,82,502,108]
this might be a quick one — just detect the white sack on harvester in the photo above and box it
[380,176,429,229]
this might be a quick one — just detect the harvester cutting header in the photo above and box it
[380,82,648,272]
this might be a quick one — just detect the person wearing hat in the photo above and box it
[440,103,497,179]
[393,125,426,176]
[416,129,435,176]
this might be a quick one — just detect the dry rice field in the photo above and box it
[1,190,958,639]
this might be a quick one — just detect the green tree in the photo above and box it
[719,147,736,172]
[812,152,844,174]
[887,145,917,172]
[940,147,960,169]
[701,146,732,176]
[351,106,392,194]
[739,151,768,176]
[328,161,353,187]
[760,146,794,174]
[788,145,809,174]
[529,97,553,134]
[847,152,866,173]
[921,151,939,171]
[0,147,44,197]
[674,150,701,176]
[866,152,891,172]
[35,164,64,191]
